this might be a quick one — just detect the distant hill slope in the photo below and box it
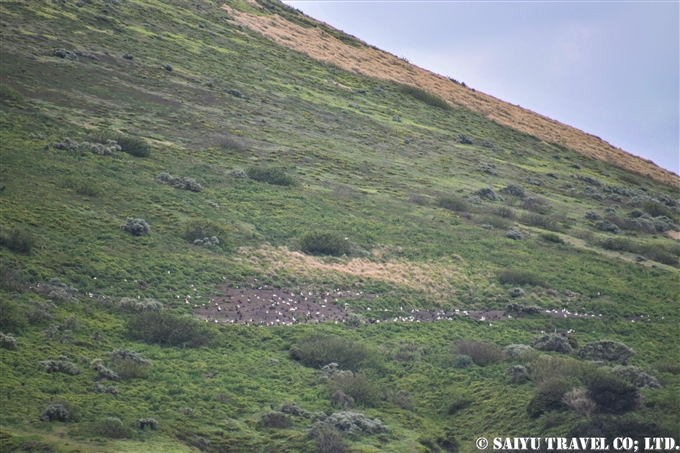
[223,4,680,189]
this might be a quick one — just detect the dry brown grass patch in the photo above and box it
[232,245,468,299]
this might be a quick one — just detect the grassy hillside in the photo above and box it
[0,1,678,452]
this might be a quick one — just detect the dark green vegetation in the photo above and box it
[0,0,678,451]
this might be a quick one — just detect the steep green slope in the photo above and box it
[1,1,678,452]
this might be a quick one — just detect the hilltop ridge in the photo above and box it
[222,3,679,188]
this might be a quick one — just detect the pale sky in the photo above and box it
[283,0,680,175]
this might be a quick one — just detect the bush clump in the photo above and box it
[595,220,620,234]
[127,311,212,348]
[611,366,660,389]
[506,365,530,384]
[541,232,564,243]
[327,371,380,407]
[562,387,597,417]
[39,356,80,375]
[308,411,387,436]
[398,84,451,110]
[503,344,534,359]
[532,334,572,354]
[506,229,523,240]
[92,359,120,381]
[156,173,203,192]
[134,418,158,430]
[94,417,130,438]
[121,218,150,236]
[458,134,473,145]
[227,168,247,178]
[497,269,546,287]
[259,411,290,429]
[0,299,28,333]
[300,231,350,256]
[585,373,640,414]
[293,335,380,371]
[0,332,17,350]
[473,187,499,201]
[118,297,163,312]
[90,131,151,157]
[0,226,37,254]
[437,195,469,212]
[41,404,71,422]
[499,184,525,197]
[246,167,295,186]
[451,340,502,366]
[110,348,151,379]
[182,219,229,247]
[578,340,635,365]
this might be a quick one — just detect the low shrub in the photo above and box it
[527,355,592,384]
[458,134,473,145]
[585,211,602,221]
[259,411,290,429]
[127,311,213,348]
[500,184,525,197]
[641,201,674,218]
[474,187,499,201]
[0,332,17,350]
[121,218,150,236]
[90,131,149,157]
[110,348,151,379]
[0,299,28,333]
[532,334,572,354]
[227,168,247,178]
[308,411,386,436]
[578,340,635,364]
[0,226,37,254]
[507,365,530,384]
[94,382,118,394]
[503,344,534,359]
[506,229,523,240]
[497,269,546,287]
[327,372,380,407]
[92,359,119,381]
[134,418,158,430]
[0,84,23,102]
[454,354,473,368]
[601,237,680,265]
[182,219,229,248]
[437,195,469,212]
[60,177,103,197]
[118,297,163,312]
[39,357,80,375]
[246,167,295,186]
[493,206,515,218]
[585,373,640,414]
[94,417,130,438]
[311,425,347,453]
[562,387,597,417]
[215,136,247,152]
[300,231,350,256]
[156,173,203,192]
[509,287,525,298]
[526,377,571,418]
[596,219,621,234]
[521,214,560,231]
[398,84,451,110]
[611,366,660,389]
[569,415,669,445]
[541,232,564,243]
[41,404,71,422]
[294,335,381,371]
[451,340,502,366]
[522,196,550,214]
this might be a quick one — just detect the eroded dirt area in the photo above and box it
[192,284,598,326]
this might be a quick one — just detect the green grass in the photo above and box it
[0,0,678,451]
